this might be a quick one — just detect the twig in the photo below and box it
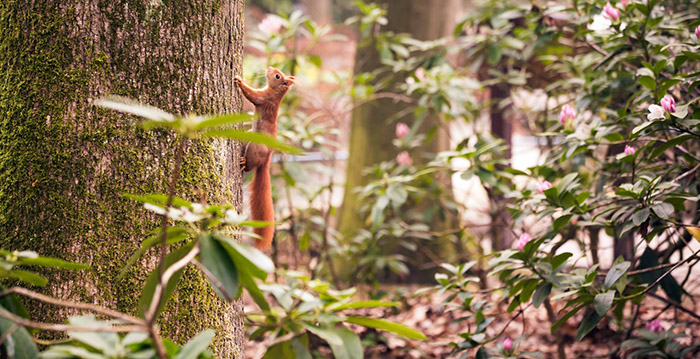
[0,287,144,325]
[192,260,234,302]
[640,248,700,296]
[0,309,147,333]
[146,245,200,320]
[647,292,700,321]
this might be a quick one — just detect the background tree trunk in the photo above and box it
[0,0,245,356]
[300,0,332,25]
[338,0,463,281]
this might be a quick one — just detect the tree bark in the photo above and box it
[339,0,462,236]
[300,0,332,25]
[338,0,463,281]
[0,0,245,356]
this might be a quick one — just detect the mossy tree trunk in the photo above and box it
[0,0,246,356]
[338,0,463,281]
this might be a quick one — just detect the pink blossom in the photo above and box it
[696,25,700,39]
[645,319,664,333]
[415,67,426,82]
[396,151,413,166]
[259,15,282,34]
[536,181,552,194]
[603,3,620,20]
[624,145,636,156]
[503,337,513,351]
[660,95,675,113]
[395,123,410,138]
[559,104,576,125]
[621,0,628,7]
[516,233,532,251]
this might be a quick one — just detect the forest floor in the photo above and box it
[244,284,700,359]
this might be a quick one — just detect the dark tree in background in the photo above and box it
[0,0,246,355]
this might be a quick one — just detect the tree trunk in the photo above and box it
[300,0,332,25]
[338,0,463,281]
[0,0,245,356]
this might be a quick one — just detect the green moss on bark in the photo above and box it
[0,0,245,356]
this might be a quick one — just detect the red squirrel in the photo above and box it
[235,67,295,250]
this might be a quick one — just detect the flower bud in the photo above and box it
[559,104,576,125]
[660,95,675,113]
[695,25,700,39]
[624,145,635,156]
[503,337,514,351]
[395,123,410,138]
[396,151,413,166]
[645,319,663,333]
[536,180,552,194]
[603,3,620,20]
[516,233,532,251]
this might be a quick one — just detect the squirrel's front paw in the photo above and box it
[234,76,243,84]
[240,156,247,171]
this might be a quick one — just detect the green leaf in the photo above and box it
[651,203,674,219]
[650,134,693,159]
[5,270,47,287]
[215,235,274,279]
[594,291,615,316]
[290,335,312,359]
[331,300,400,312]
[638,76,656,90]
[95,96,174,122]
[551,304,585,333]
[302,324,362,359]
[0,316,38,359]
[239,268,270,310]
[632,208,650,226]
[309,55,323,68]
[576,311,602,341]
[532,283,552,308]
[553,214,572,231]
[139,242,195,318]
[201,130,302,154]
[66,315,119,356]
[199,235,239,301]
[174,329,215,359]
[193,113,253,130]
[343,316,427,340]
[551,253,572,271]
[604,261,630,290]
[16,256,88,270]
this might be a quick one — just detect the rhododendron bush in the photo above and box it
[429,0,700,357]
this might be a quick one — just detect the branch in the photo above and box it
[0,287,144,325]
[0,309,146,333]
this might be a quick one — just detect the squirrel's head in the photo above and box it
[266,67,295,95]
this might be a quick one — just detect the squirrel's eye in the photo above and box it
[275,74,280,79]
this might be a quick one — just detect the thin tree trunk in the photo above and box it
[0,0,245,356]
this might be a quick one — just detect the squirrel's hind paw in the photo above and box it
[240,156,247,172]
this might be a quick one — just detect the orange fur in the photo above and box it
[235,67,295,250]
[250,152,274,250]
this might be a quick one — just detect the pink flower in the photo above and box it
[259,15,282,34]
[695,25,700,39]
[645,319,664,333]
[395,123,410,138]
[503,337,513,351]
[536,181,552,194]
[516,233,532,251]
[621,0,628,7]
[415,67,426,82]
[396,151,413,166]
[660,95,675,113]
[624,145,636,156]
[603,3,620,20]
[559,104,576,125]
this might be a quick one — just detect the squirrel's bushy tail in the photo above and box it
[250,153,274,250]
